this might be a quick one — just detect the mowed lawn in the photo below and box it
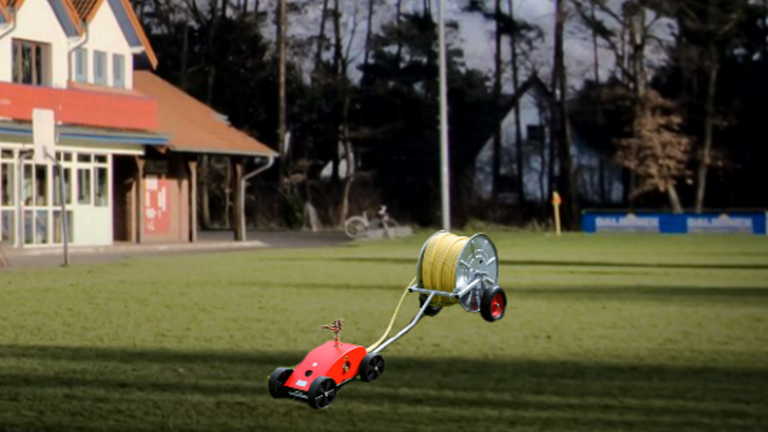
[1,231,768,432]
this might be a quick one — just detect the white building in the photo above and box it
[474,75,623,204]
[0,0,275,249]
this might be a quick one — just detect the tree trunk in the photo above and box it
[491,0,503,206]
[395,0,403,65]
[363,0,376,67]
[180,23,189,90]
[314,0,330,74]
[339,98,355,225]
[223,157,231,229]
[200,155,211,229]
[508,0,525,204]
[695,46,719,213]
[591,0,600,83]
[668,185,683,214]
[277,0,288,175]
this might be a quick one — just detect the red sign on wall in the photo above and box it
[144,175,170,234]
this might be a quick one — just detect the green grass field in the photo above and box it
[1,231,767,431]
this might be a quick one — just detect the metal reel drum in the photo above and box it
[414,231,500,312]
[454,233,499,312]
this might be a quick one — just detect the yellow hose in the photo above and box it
[366,231,470,352]
[421,232,468,307]
[366,278,414,352]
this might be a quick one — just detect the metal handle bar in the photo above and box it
[371,292,436,354]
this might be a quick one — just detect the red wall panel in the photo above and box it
[0,82,157,131]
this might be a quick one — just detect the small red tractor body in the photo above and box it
[284,341,367,392]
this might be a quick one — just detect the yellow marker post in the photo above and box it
[552,191,562,236]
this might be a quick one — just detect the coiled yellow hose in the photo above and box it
[366,232,469,352]
[421,232,468,307]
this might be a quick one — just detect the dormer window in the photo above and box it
[12,40,51,86]
[94,51,107,86]
[113,54,125,89]
[74,48,88,82]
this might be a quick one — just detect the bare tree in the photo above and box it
[507,0,525,204]
[491,0,503,205]
[617,90,692,207]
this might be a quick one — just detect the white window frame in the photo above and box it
[113,54,125,89]
[74,48,88,82]
[94,51,107,86]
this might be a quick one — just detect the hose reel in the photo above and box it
[413,231,501,314]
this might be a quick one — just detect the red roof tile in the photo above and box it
[133,71,277,157]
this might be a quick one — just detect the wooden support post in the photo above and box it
[188,158,198,243]
[232,157,244,241]
[135,157,145,244]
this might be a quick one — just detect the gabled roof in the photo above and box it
[6,0,157,68]
[71,0,157,68]
[0,0,9,25]
[133,71,277,157]
[5,0,84,36]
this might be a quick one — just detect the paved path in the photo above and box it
[0,230,350,269]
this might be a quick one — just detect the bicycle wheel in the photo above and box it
[344,216,368,238]
[382,218,399,239]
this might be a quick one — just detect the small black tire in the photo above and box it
[359,353,385,382]
[480,285,507,323]
[268,367,293,399]
[419,294,442,317]
[307,376,337,410]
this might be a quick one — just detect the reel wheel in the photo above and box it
[480,285,507,322]
[419,294,442,317]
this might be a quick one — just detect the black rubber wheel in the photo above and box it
[419,294,442,317]
[480,285,507,323]
[268,367,293,399]
[359,353,385,382]
[307,376,337,410]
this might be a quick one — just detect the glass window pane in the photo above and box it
[35,210,48,244]
[22,164,33,206]
[75,48,87,82]
[95,155,107,164]
[78,154,91,163]
[53,210,73,244]
[95,167,108,207]
[113,54,124,89]
[12,42,20,83]
[1,163,14,206]
[1,149,13,160]
[35,45,43,85]
[24,210,33,244]
[35,165,48,206]
[54,167,72,206]
[94,51,107,85]
[22,44,33,84]
[78,168,91,204]
[2,210,14,244]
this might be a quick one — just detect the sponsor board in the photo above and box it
[594,214,660,233]
[583,211,767,235]
[687,214,753,233]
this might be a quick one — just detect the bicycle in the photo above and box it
[344,205,400,239]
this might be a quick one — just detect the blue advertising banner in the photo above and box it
[582,211,768,235]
